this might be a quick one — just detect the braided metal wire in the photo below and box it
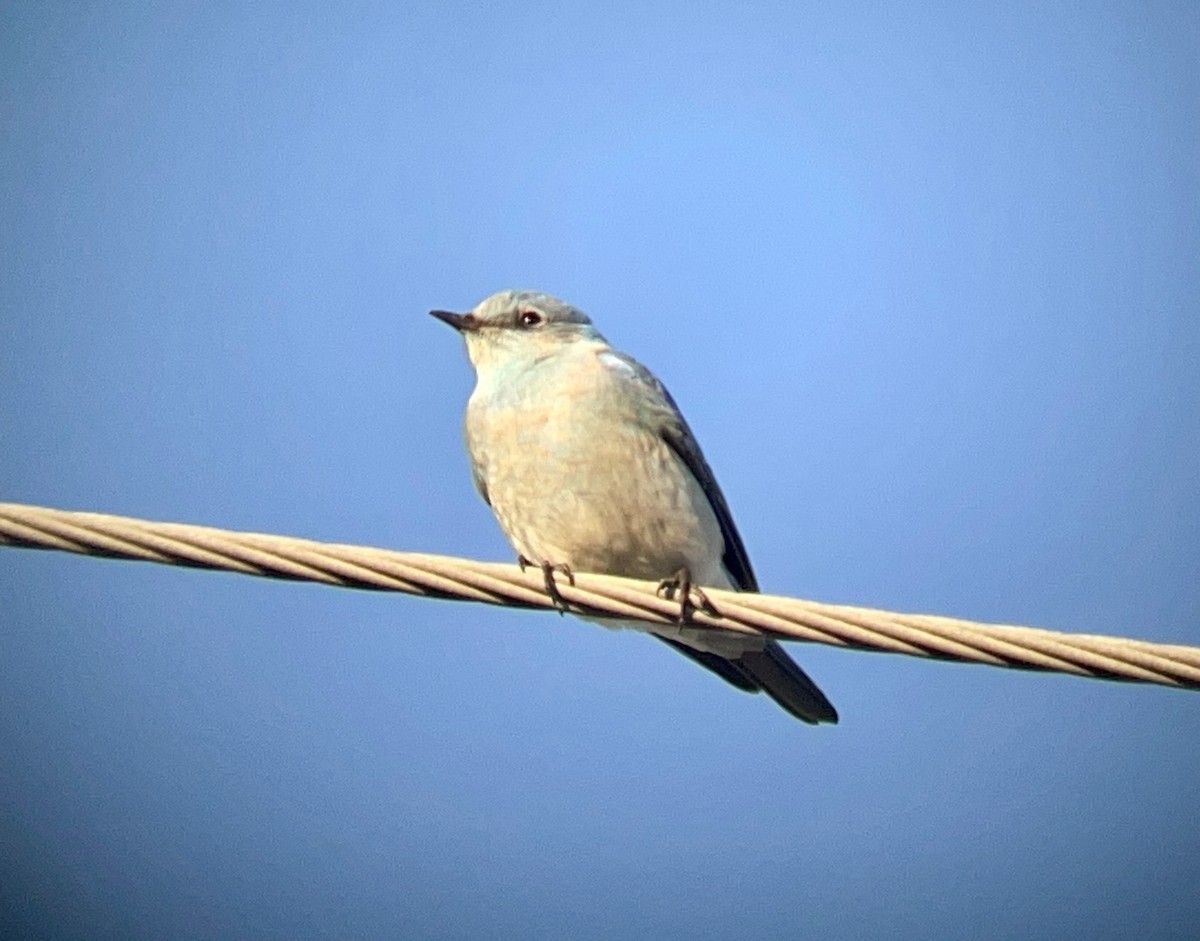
[2,501,1198,690]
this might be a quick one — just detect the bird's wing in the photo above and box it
[596,350,758,591]
[470,462,491,506]
[599,349,838,725]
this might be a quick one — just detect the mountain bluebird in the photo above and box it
[431,290,837,724]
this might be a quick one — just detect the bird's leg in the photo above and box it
[656,566,718,625]
[519,555,574,615]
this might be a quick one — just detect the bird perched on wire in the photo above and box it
[431,290,837,724]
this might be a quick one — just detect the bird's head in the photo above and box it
[430,290,603,371]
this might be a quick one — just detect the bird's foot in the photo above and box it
[656,567,718,625]
[519,555,575,615]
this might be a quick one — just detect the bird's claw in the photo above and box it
[656,567,717,625]
[520,556,574,615]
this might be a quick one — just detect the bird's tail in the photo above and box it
[656,635,838,725]
[734,641,838,725]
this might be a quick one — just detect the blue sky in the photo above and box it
[2,3,1198,938]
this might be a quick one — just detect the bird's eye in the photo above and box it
[518,310,544,328]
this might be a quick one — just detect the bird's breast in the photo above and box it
[464,357,724,582]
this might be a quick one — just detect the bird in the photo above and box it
[430,290,837,725]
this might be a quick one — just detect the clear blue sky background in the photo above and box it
[2,3,1198,939]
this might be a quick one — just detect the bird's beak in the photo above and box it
[429,309,478,332]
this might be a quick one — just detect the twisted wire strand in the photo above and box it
[2,501,1198,691]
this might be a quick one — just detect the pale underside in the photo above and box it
[465,341,761,658]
